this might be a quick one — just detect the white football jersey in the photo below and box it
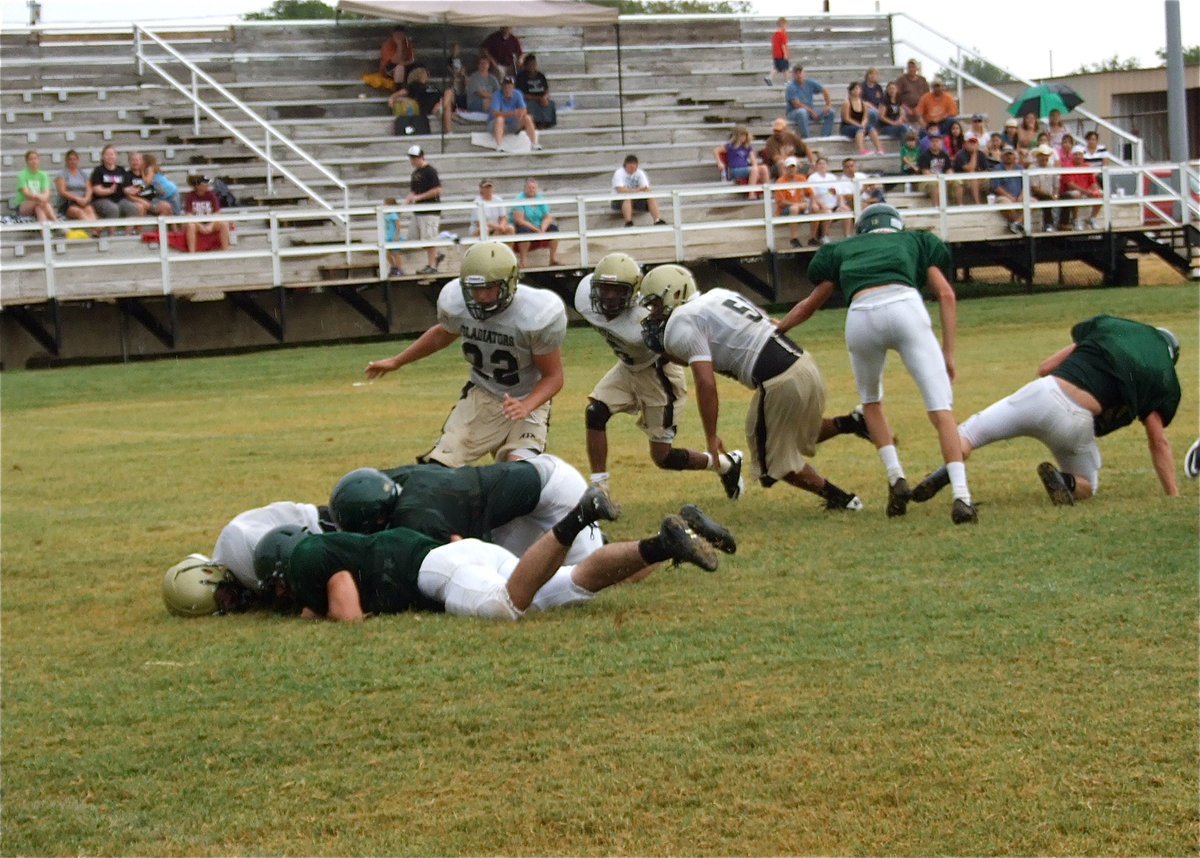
[662,288,774,388]
[438,281,568,399]
[212,501,323,590]
[573,275,660,371]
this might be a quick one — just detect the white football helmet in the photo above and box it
[1185,438,1199,480]
[637,264,697,353]
[163,554,232,617]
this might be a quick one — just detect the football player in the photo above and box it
[911,315,1182,504]
[253,489,736,621]
[638,264,862,511]
[364,240,568,467]
[776,203,977,524]
[574,252,744,498]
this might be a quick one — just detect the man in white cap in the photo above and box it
[405,145,443,274]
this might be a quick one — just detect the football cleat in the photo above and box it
[911,465,949,502]
[720,450,745,500]
[579,484,621,525]
[839,405,872,442]
[951,498,979,524]
[886,477,912,518]
[657,514,719,572]
[824,493,864,511]
[1037,462,1075,506]
[1185,439,1199,479]
[679,503,737,554]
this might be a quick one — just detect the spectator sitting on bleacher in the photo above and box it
[481,26,522,81]
[54,149,97,224]
[892,59,929,126]
[515,54,556,129]
[840,157,885,206]
[510,177,562,267]
[490,76,541,150]
[917,121,945,153]
[713,125,769,196]
[380,26,417,87]
[900,130,921,182]
[1046,109,1068,148]
[611,154,667,227]
[990,145,1026,235]
[466,56,500,114]
[969,114,990,145]
[840,82,884,156]
[390,67,455,134]
[1027,143,1061,231]
[984,132,1004,167]
[944,121,966,158]
[861,66,885,125]
[183,175,230,253]
[785,66,834,138]
[1016,112,1041,152]
[805,155,844,243]
[876,82,907,139]
[915,78,957,137]
[141,154,181,215]
[917,131,953,207]
[13,149,59,223]
[125,151,162,219]
[762,117,808,179]
[1001,116,1021,150]
[774,156,814,248]
[1032,131,1060,167]
[1081,130,1110,169]
[1060,146,1102,230]
[472,178,516,238]
[90,144,139,229]
[446,42,468,110]
[1057,133,1078,170]
[952,133,988,205]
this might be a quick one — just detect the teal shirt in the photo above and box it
[285,528,444,616]
[807,229,952,303]
[509,191,550,228]
[1052,314,1181,437]
[381,461,542,543]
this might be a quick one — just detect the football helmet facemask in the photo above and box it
[163,554,233,617]
[460,240,519,320]
[590,252,642,318]
[330,468,401,534]
[252,525,309,592]
[856,202,905,234]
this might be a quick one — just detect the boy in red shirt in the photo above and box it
[1059,147,1102,230]
[765,18,789,86]
[183,175,231,252]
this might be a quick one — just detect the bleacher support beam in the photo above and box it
[5,301,63,356]
[116,296,177,349]
[331,284,390,334]
[708,256,776,302]
[227,288,286,342]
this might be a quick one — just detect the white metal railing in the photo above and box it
[889,13,1144,166]
[2,162,1197,305]
[132,25,351,242]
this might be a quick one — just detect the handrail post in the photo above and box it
[134,26,143,76]
[377,207,388,278]
[41,223,55,300]
[270,213,282,287]
[576,196,589,268]
[762,186,774,253]
[672,191,684,262]
[191,71,200,135]
[265,134,274,196]
[157,216,170,290]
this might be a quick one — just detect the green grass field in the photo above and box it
[2,284,1197,856]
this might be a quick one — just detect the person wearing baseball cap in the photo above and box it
[952,132,988,205]
[405,145,443,274]
[489,75,541,150]
[773,154,813,247]
[472,178,516,237]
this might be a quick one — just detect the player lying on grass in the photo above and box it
[163,454,605,616]
[910,315,1181,505]
[252,488,736,621]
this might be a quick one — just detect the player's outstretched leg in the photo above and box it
[653,514,719,571]
[911,464,949,502]
[679,503,737,554]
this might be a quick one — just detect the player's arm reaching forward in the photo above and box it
[365,324,459,379]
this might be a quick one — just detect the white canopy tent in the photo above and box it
[336,0,629,146]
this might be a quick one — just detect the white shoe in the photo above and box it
[532,141,543,150]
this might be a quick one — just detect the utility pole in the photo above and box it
[1164,0,1189,160]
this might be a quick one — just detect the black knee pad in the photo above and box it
[658,448,692,470]
[584,399,612,431]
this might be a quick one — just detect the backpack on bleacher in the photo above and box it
[211,177,238,208]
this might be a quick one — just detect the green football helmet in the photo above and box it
[252,524,309,592]
[856,202,905,234]
[1156,327,1180,365]
[460,240,520,320]
[330,467,401,534]
[163,554,232,617]
[638,264,697,353]
[590,252,642,317]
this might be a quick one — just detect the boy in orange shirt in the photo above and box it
[774,156,814,247]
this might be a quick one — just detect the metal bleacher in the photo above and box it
[1,15,1196,367]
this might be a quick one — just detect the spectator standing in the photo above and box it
[989,145,1026,234]
[364,240,568,468]
[876,81,907,139]
[773,156,814,247]
[713,125,770,194]
[515,54,556,129]
[840,82,884,155]
[13,149,58,223]
[140,154,180,215]
[481,26,522,80]
[761,117,808,178]
[380,26,417,86]
[611,154,667,227]
[892,59,929,126]
[952,133,988,205]
[489,75,541,150]
[765,17,790,86]
[466,56,499,113]
[917,131,952,207]
[183,175,230,252]
[1081,130,1110,169]
[54,149,97,223]
[89,144,138,224]
[915,78,958,136]
[510,177,562,267]
[1046,109,1068,148]
[785,66,834,138]
[404,144,443,275]
[472,178,516,238]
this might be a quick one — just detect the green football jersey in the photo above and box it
[381,461,542,542]
[1052,314,1181,437]
[285,528,443,616]
[807,230,952,303]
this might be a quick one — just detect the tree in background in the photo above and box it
[937,56,1014,88]
[1155,45,1200,65]
[596,1,751,12]
[244,0,359,20]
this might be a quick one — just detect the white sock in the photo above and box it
[947,461,970,503]
[589,472,609,486]
[716,453,732,474]
[878,445,904,484]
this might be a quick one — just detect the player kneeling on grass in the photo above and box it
[775,202,977,525]
[911,315,1182,505]
[252,487,736,621]
[575,252,744,497]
